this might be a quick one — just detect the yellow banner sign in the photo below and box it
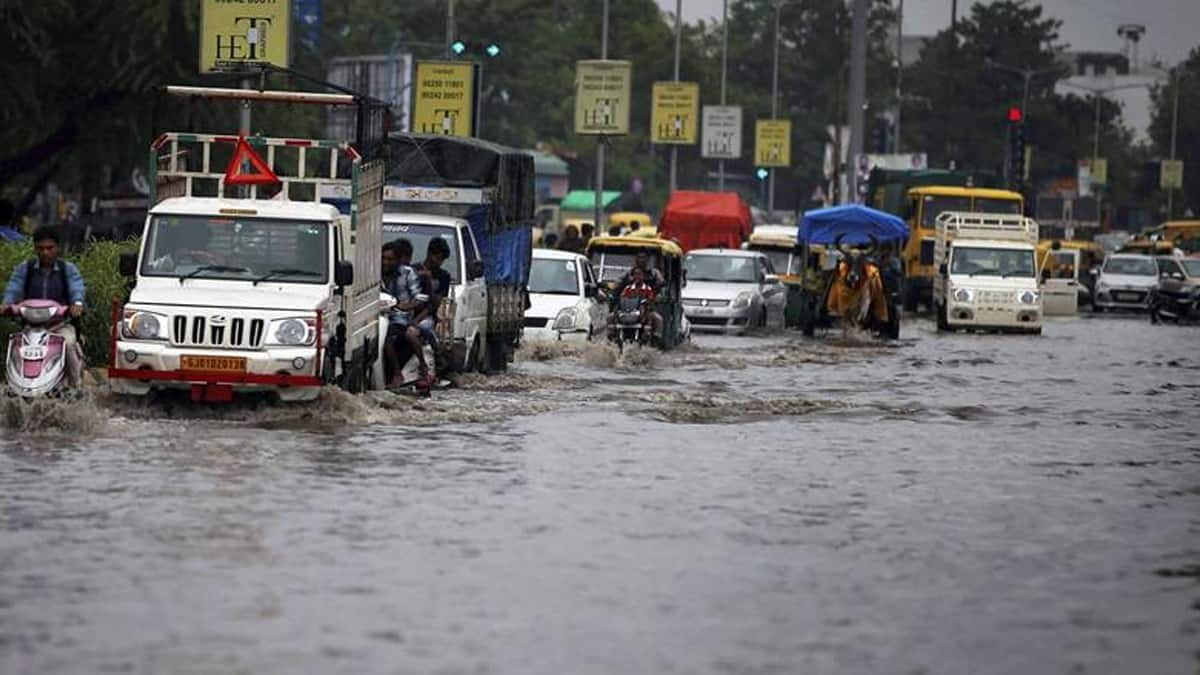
[1161,159,1184,189]
[754,119,791,167]
[651,82,700,145]
[200,0,292,73]
[1090,158,1108,185]
[575,60,633,136]
[412,61,477,137]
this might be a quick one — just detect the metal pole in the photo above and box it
[718,0,728,191]
[595,0,609,236]
[239,78,252,135]
[446,0,455,58]
[894,0,903,153]
[476,59,484,137]
[669,0,681,195]
[847,0,868,203]
[768,1,781,215]
[1168,67,1179,218]
[1094,92,1102,228]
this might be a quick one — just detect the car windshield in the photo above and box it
[950,247,1035,277]
[1180,259,1200,277]
[141,215,328,282]
[974,197,1023,215]
[685,254,758,283]
[529,257,579,295]
[383,222,462,283]
[1103,257,1156,276]
[921,195,971,227]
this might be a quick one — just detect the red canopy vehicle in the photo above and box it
[659,191,752,252]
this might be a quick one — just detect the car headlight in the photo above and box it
[1018,290,1039,305]
[122,310,168,340]
[732,291,753,309]
[1096,280,1110,292]
[552,307,578,331]
[266,317,317,346]
[952,287,974,303]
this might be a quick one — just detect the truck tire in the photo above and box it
[936,302,950,332]
[465,335,481,372]
[486,333,508,373]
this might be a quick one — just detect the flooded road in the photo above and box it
[2,316,1198,674]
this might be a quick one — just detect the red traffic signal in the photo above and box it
[1007,106,1023,123]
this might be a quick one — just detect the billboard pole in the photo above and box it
[768,0,781,215]
[718,0,728,191]
[669,0,682,195]
[595,0,609,237]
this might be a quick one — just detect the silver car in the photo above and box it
[682,249,786,333]
[1093,253,1158,312]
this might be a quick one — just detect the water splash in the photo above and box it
[0,390,106,435]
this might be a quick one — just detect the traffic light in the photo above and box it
[451,40,467,55]
[870,116,891,154]
[756,168,769,180]
[450,40,501,58]
[1007,107,1025,190]
[485,43,501,58]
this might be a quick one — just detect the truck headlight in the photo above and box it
[732,291,753,309]
[122,310,168,340]
[1018,290,1039,305]
[552,307,577,331]
[267,317,317,346]
[953,288,974,303]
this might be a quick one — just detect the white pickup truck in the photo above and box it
[108,89,389,402]
[933,211,1043,335]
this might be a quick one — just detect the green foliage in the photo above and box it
[0,239,139,366]
[1149,47,1200,217]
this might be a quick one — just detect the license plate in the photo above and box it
[19,346,46,360]
[692,308,715,315]
[1115,292,1140,302]
[180,355,247,373]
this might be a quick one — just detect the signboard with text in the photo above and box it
[701,105,742,159]
[650,82,700,145]
[1161,159,1184,189]
[200,0,292,73]
[1091,158,1108,185]
[574,60,633,136]
[412,60,477,137]
[754,119,791,167]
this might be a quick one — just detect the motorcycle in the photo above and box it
[609,295,652,352]
[1149,279,1200,324]
[5,299,77,398]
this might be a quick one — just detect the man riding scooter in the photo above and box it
[608,266,662,345]
[0,227,86,389]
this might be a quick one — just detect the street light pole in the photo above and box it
[595,0,609,236]
[894,0,903,153]
[719,0,728,191]
[768,0,781,215]
[669,0,681,195]
[445,0,455,59]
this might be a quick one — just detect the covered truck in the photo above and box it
[658,191,752,253]
[380,133,534,372]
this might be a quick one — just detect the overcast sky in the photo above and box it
[656,0,1200,66]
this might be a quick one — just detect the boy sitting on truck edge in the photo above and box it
[412,237,453,363]
[381,239,434,390]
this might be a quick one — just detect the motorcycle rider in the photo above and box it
[1,227,86,387]
[609,266,662,342]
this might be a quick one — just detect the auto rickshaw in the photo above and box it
[608,211,653,237]
[745,225,807,327]
[1037,239,1103,310]
[796,205,909,339]
[586,235,689,349]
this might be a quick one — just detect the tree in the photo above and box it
[1149,47,1200,218]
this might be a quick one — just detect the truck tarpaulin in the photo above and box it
[659,191,752,252]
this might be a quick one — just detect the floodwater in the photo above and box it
[2,316,1198,675]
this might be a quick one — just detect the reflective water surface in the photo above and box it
[2,317,1198,675]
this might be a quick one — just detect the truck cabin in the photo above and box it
[908,187,1025,267]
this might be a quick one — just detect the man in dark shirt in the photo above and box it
[413,237,453,359]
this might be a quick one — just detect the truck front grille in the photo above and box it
[172,315,265,349]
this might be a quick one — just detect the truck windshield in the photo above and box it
[529,258,579,295]
[685,255,758,283]
[950,247,1035,277]
[141,215,328,283]
[920,195,971,227]
[974,197,1023,215]
[382,222,462,283]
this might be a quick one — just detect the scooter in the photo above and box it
[5,299,75,398]
[609,296,651,352]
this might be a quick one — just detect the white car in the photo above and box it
[524,249,606,342]
[681,248,786,333]
[1094,253,1158,311]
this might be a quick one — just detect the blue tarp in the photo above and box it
[798,204,909,245]
[463,205,531,287]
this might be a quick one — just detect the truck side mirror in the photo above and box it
[119,251,138,277]
[335,260,354,287]
[467,260,485,280]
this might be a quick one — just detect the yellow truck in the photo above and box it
[900,186,1024,311]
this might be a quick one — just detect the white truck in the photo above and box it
[933,211,1043,335]
[108,87,389,402]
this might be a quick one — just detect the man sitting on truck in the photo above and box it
[1,227,86,388]
[381,239,434,389]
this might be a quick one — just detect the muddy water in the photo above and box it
[1,316,1198,674]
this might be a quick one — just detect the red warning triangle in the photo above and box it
[223,136,280,186]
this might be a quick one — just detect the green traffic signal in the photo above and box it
[486,43,501,58]
[756,168,769,180]
[451,40,467,55]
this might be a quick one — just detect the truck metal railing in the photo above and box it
[935,211,1039,244]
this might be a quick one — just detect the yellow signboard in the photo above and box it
[754,119,791,167]
[412,61,477,137]
[1161,159,1184,189]
[200,0,292,73]
[1091,158,1108,185]
[651,82,700,145]
[575,60,633,136]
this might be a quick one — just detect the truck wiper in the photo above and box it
[179,265,251,283]
[253,268,322,285]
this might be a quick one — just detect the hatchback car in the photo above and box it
[523,249,606,342]
[1093,253,1159,312]
[681,249,786,333]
